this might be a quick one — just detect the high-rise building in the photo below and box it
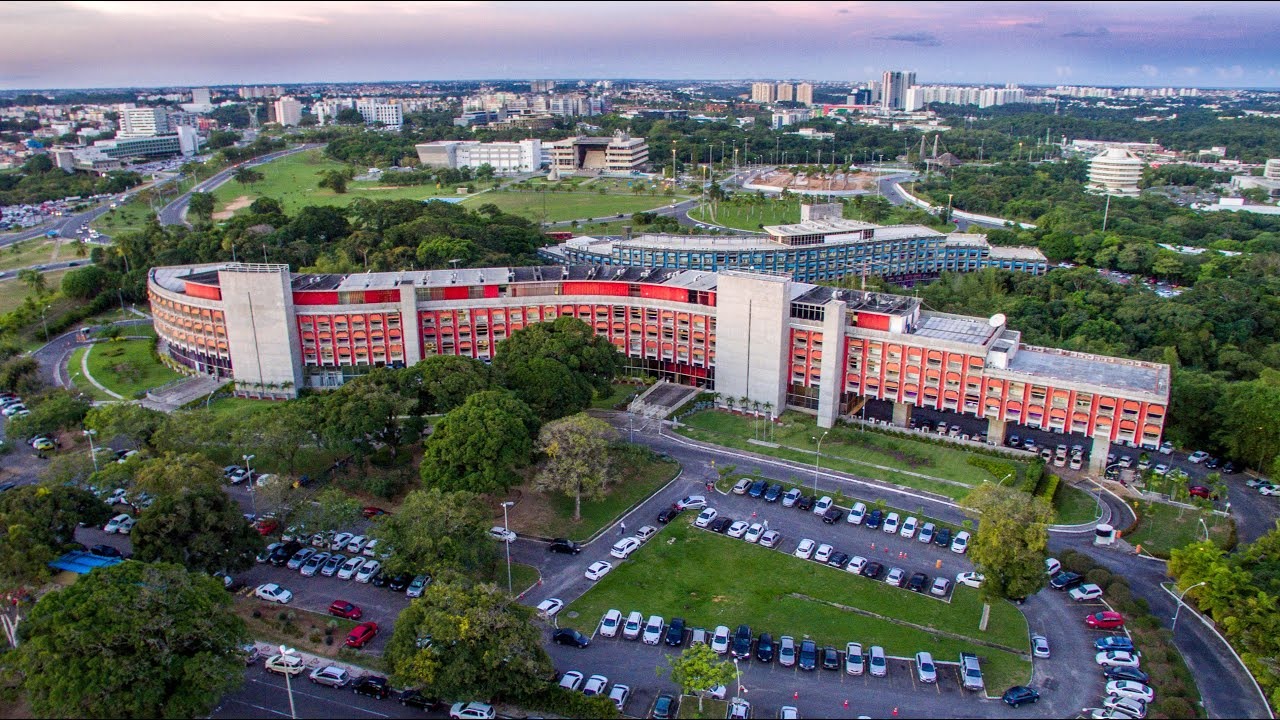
[191,88,211,105]
[796,83,814,106]
[1265,159,1280,181]
[880,71,916,111]
[120,107,169,138]
[530,80,556,93]
[273,97,303,127]
[356,100,403,129]
[776,83,794,102]
[751,82,776,103]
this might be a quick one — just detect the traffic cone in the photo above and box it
[843,699,849,709]
[893,708,899,717]
[870,543,875,550]
[794,691,799,700]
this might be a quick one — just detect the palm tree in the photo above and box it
[17,268,45,296]
[233,167,264,188]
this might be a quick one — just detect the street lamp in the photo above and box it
[811,430,830,494]
[501,501,515,595]
[732,656,742,701]
[278,645,298,720]
[83,429,98,473]
[1171,581,1208,632]
[40,305,51,342]
[1198,517,1210,543]
[243,454,256,517]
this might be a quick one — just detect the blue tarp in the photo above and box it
[50,551,123,574]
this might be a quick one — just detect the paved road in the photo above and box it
[212,664,439,720]
[158,144,321,227]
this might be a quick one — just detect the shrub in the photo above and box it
[966,455,1018,485]
[309,633,322,644]
[1150,697,1196,718]
[514,687,619,719]
[1085,568,1113,587]
[1061,551,1095,575]
[1106,581,1132,606]
[251,609,261,619]
[325,636,334,646]
[1037,474,1060,503]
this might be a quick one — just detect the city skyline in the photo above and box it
[3,1,1280,90]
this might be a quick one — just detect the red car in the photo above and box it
[1188,485,1217,500]
[1085,610,1125,629]
[361,506,389,519]
[346,621,379,648]
[254,518,280,536]
[328,600,363,620]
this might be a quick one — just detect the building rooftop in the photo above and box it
[913,312,999,346]
[988,245,1048,260]
[1006,345,1169,396]
[763,217,876,237]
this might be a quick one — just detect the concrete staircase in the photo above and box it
[628,380,701,420]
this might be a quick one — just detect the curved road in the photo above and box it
[158,143,322,227]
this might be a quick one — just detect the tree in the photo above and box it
[233,402,314,476]
[663,642,739,713]
[131,452,223,495]
[336,107,365,125]
[960,483,1053,601]
[14,561,246,719]
[494,317,623,420]
[288,486,362,536]
[17,268,46,296]
[384,578,553,701]
[7,389,91,440]
[0,355,42,395]
[59,265,109,300]
[369,488,494,577]
[232,167,264,188]
[132,483,263,574]
[409,355,491,414]
[1218,371,1280,471]
[84,403,166,450]
[534,413,616,521]
[420,390,538,494]
[0,484,107,588]
[318,169,348,194]
[187,191,215,222]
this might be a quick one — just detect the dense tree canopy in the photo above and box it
[961,483,1052,602]
[494,316,623,420]
[370,488,494,577]
[534,413,616,521]
[131,483,263,574]
[0,484,107,588]
[420,390,539,494]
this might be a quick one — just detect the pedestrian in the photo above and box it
[619,521,626,536]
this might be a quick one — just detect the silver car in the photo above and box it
[308,665,351,687]
[779,635,797,667]
[1032,634,1050,659]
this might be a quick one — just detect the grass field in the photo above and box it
[590,382,644,410]
[507,447,680,541]
[210,150,460,216]
[690,199,955,233]
[83,338,182,398]
[563,521,1031,691]
[67,346,116,401]
[1125,501,1234,558]
[0,238,64,271]
[460,190,685,224]
[0,269,72,316]
[1052,484,1103,525]
[677,410,1015,501]
[488,562,540,596]
[200,395,275,418]
[91,196,157,236]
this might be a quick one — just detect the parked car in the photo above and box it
[847,555,868,575]
[744,523,765,543]
[1032,634,1050,658]
[732,478,752,495]
[814,543,834,563]
[782,488,802,507]
[1050,571,1084,590]
[1102,696,1148,719]
[727,699,751,720]
[848,502,867,525]
[759,529,781,548]
[1071,583,1105,602]
[583,674,608,697]
[779,635,796,667]
[695,507,719,528]
[1087,611,1126,630]
[930,577,952,597]
[794,538,815,559]
[677,495,708,509]
[934,527,952,547]
[885,567,905,587]
[254,583,293,604]
[798,639,817,671]
[345,621,379,648]
[607,684,630,713]
[868,645,887,677]
[600,609,622,637]
[951,530,970,554]
[1188,450,1210,464]
[399,690,440,711]
[1046,557,1062,575]
[355,560,381,583]
[1002,686,1041,708]
[899,516,918,539]
[822,506,843,524]
[861,561,884,579]
[915,652,937,683]
[865,509,884,529]
[301,551,330,577]
[845,642,864,675]
[748,480,767,498]
[585,560,613,581]
[642,615,665,645]
[406,574,430,598]
[328,600,363,620]
[727,521,750,538]
[536,598,565,618]
[103,513,133,534]
[1104,666,1151,684]
[796,494,815,511]
[1095,636,1135,653]
[711,625,731,654]
[623,611,644,640]
[907,572,928,593]
[650,694,676,720]
[956,571,984,588]
[665,617,686,646]
[883,512,900,534]
[264,653,305,676]
[918,522,935,543]
[812,496,833,515]
[336,556,367,580]
[636,525,658,543]
[558,671,584,692]
[764,484,783,503]
[449,702,496,720]
[710,517,733,533]
[822,645,840,671]
[1096,650,1142,668]
[755,632,774,662]
[657,505,682,524]
[730,624,753,658]
[352,675,389,700]
[611,537,641,559]
[487,526,516,543]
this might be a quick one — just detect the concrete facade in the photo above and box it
[217,264,303,395]
[712,271,790,416]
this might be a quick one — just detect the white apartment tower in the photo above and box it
[273,97,303,127]
[356,100,403,129]
[751,82,776,103]
[880,71,916,112]
[1088,148,1144,196]
[776,83,794,102]
[796,83,814,106]
[120,108,170,138]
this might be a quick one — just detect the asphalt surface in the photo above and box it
[158,144,321,227]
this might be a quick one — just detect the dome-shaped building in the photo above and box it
[1088,147,1144,196]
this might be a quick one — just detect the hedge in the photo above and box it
[1036,474,1060,503]
[965,455,1019,486]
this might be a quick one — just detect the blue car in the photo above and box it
[748,480,767,498]
[763,484,783,502]
[1094,636,1135,653]
[865,509,884,529]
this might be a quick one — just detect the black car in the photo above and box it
[398,690,440,710]
[90,544,122,559]
[933,527,952,547]
[748,480,767,498]
[1008,434,1021,447]
[763,484,783,503]
[0,481,18,493]
[796,494,815,511]
[711,517,734,533]
[822,507,843,524]
[798,640,817,671]
[387,573,412,592]
[352,675,390,699]
[755,632,774,663]
[1049,571,1084,591]
[865,509,883,529]
[821,646,840,671]
[906,572,928,592]
[548,538,582,554]
[1001,686,1040,707]
[552,628,590,648]
[731,624,752,658]
[665,617,686,646]
[371,571,391,588]
[827,551,850,569]
[268,541,302,567]
[1104,666,1151,684]
[1223,461,1237,474]
[862,561,884,579]
[657,505,682,524]
[1204,456,1219,469]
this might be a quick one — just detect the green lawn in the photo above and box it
[563,521,1031,691]
[91,196,156,236]
[1052,484,1103,525]
[590,382,644,410]
[459,190,685,224]
[488,562,540,596]
[0,269,72,316]
[508,448,680,541]
[678,410,1015,501]
[1125,501,1234,558]
[67,347,116,401]
[199,395,275,418]
[83,338,182,398]
[0,239,64,271]
[210,149,460,216]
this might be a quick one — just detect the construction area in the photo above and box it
[744,169,880,196]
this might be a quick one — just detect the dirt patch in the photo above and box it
[213,195,253,220]
[503,482,569,535]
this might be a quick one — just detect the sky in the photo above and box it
[4,1,1280,90]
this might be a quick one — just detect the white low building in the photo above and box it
[415,139,542,173]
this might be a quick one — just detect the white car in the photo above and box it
[780,706,799,720]
[536,598,564,618]
[794,538,815,559]
[814,543,834,563]
[695,507,719,528]
[759,529,781,548]
[1070,583,1104,602]
[308,665,351,687]
[330,532,354,551]
[915,651,937,683]
[930,577,951,596]
[951,530,970,554]
[622,611,643,640]
[361,538,380,557]
[813,496,833,515]
[336,556,366,580]
[1187,450,1210,464]
[585,560,613,581]
[103,513,133,534]
[896,512,916,535]
[354,560,381,583]
[883,512,900,534]
[1102,695,1149,719]
[600,609,622,637]
[728,699,751,720]
[885,567,905,586]
[1096,650,1141,668]
[956,571,985,588]
[782,488,802,507]
[254,583,293,604]
[847,555,868,575]
[488,526,517,543]
[610,537,641,559]
[642,615,664,645]
[1032,634,1050,659]
[845,642,864,675]
[1046,557,1062,575]
[345,535,368,553]
[918,522,935,543]
[264,653,305,676]
[869,645,887,677]
[636,525,658,543]
[607,683,630,712]
[1262,484,1280,497]
[677,495,708,509]
[732,478,752,495]
[726,521,750,538]
[558,670,584,692]
[848,502,867,525]
[710,625,731,654]
[106,488,129,506]
[743,523,765,543]
[583,674,608,696]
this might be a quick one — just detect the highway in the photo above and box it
[158,144,321,227]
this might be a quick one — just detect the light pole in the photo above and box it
[279,645,298,720]
[733,656,742,701]
[1198,517,1210,543]
[812,430,830,493]
[1171,581,1207,632]
[40,305,51,342]
[84,429,98,472]
[243,453,256,517]
[501,501,514,595]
